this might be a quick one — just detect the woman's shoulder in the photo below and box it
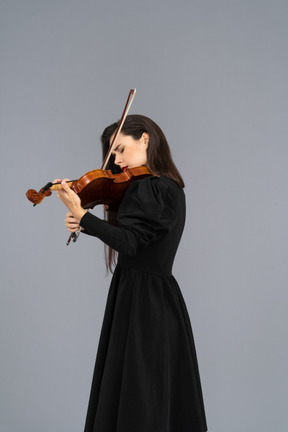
[123,175,184,210]
[157,175,183,191]
[118,175,184,224]
[138,175,184,198]
[133,174,181,189]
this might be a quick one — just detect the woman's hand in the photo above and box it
[54,179,87,221]
[65,212,81,232]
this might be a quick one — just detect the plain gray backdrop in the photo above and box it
[1,0,287,431]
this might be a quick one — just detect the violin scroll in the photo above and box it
[26,181,74,206]
[26,183,53,206]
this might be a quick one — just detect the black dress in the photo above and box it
[80,176,207,432]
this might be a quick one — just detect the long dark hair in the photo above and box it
[101,114,185,273]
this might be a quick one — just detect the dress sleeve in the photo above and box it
[79,176,179,256]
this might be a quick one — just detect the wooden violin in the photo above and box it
[26,165,151,212]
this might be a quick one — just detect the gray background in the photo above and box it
[1,0,287,431]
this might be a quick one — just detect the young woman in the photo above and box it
[56,115,207,432]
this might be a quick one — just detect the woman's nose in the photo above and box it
[114,154,122,165]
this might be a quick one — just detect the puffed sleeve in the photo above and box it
[79,176,179,256]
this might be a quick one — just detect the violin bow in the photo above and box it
[67,88,136,245]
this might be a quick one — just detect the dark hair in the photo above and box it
[101,114,185,272]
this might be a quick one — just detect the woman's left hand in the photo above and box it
[54,179,87,221]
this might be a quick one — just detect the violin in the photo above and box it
[26,89,152,244]
[26,165,151,212]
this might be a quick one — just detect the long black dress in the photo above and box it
[80,176,207,432]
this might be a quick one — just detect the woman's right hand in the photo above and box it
[65,211,81,232]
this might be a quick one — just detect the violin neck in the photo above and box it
[50,181,73,191]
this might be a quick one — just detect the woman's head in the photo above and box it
[111,132,149,171]
[101,114,184,188]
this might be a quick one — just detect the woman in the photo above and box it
[56,115,207,432]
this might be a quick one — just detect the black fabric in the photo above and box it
[80,176,207,432]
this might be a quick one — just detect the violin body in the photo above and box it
[26,166,151,212]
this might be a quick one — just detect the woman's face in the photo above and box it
[111,132,149,171]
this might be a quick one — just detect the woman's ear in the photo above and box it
[142,132,149,147]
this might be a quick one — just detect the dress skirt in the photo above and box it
[83,266,207,432]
